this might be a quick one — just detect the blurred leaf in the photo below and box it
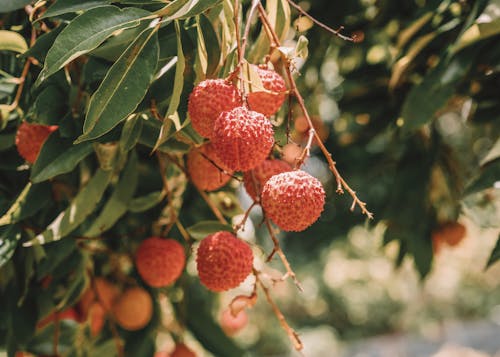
[462,189,500,228]
[0,133,15,151]
[37,0,113,21]
[36,239,78,279]
[0,182,51,226]
[94,142,120,170]
[85,151,139,236]
[120,115,143,153]
[464,158,500,195]
[485,234,500,269]
[480,137,500,166]
[0,226,21,269]
[128,190,166,212]
[1,0,32,13]
[31,134,94,183]
[76,25,159,142]
[186,220,232,240]
[157,0,222,20]
[37,6,151,83]
[25,169,113,246]
[396,12,433,50]
[27,321,79,356]
[0,30,28,53]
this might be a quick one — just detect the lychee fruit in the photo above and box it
[188,79,242,138]
[88,302,106,336]
[247,66,286,117]
[135,237,186,288]
[154,352,171,357]
[282,142,303,166]
[196,231,253,292]
[112,286,153,331]
[261,170,325,231]
[212,106,274,171]
[15,122,58,163]
[187,143,233,191]
[432,221,466,249]
[243,159,291,201]
[220,308,248,336]
[171,343,196,357]
[78,277,119,317]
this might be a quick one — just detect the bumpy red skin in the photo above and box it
[187,143,233,191]
[243,159,291,201]
[16,122,58,163]
[247,66,287,117]
[135,237,186,288]
[262,170,325,232]
[187,79,242,139]
[196,231,253,292]
[171,344,196,357]
[212,106,274,172]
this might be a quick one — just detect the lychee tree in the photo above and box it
[0,0,499,356]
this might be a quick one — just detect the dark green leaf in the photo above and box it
[186,220,233,240]
[0,0,32,13]
[21,26,65,63]
[27,85,68,125]
[27,321,79,356]
[128,190,165,212]
[0,133,15,151]
[157,0,222,20]
[37,0,113,21]
[485,234,500,269]
[0,226,21,269]
[464,158,500,195]
[120,115,143,153]
[0,182,51,226]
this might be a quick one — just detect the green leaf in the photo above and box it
[120,115,143,153]
[21,26,65,63]
[0,132,15,151]
[485,234,500,269]
[0,30,28,54]
[30,133,94,183]
[24,169,113,246]
[37,0,113,21]
[84,151,138,236]
[128,190,166,212]
[0,182,51,226]
[38,6,151,83]
[0,226,21,269]
[27,85,67,125]
[0,0,32,13]
[480,137,500,166]
[464,158,500,195]
[196,14,220,78]
[156,0,222,20]
[186,220,233,240]
[454,2,500,52]
[76,25,159,142]
[27,321,79,356]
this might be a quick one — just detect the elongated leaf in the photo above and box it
[76,25,159,142]
[0,183,50,226]
[0,30,28,53]
[21,26,64,63]
[157,0,221,20]
[0,226,21,269]
[128,190,166,212]
[120,115,143,153]
[486,234,500,269]
[38,6,151,83]
[31,134,94,183]
[1,0,32,13]
[37,0,113,21]
[85,151,138,236]
[24,169,113,246]
[186,221,232,240]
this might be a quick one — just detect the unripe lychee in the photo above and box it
[187,143,233,191]
[112,287,153,331]
[262,170,325,231]
[135,237,186,288]
[243,159,291,200]
[188,79,242,138]
[220,308,248,336]
[78,277,119,317]
[247,66,286,117]
[171,344,196,357]
[15,122,58,163]
[196,231,253,292]
[212,106,274,171]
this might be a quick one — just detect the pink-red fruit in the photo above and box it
[212,106,274,171]
[171,344,196,357]
[188,79,242,138]
[16,122,58,163]
[243,159,291,200]
[220,308,248,336]
[112,287,153,331]
[262,170,325,231]
[135,237,185,288]
[247,66,286,117]
[197,231,253,292]
[187,143,233,191]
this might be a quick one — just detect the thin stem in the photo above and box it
[175,219,192,243]
[295,127,315,168]
[196,188,229,225]
[233,201,257,232]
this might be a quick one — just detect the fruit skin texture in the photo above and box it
[247,66,287,117]
[220,308,248,336]
[187,143,233,191]
[196,231,253,292]
[16,122,58,163]
[243,159,291,200]
[112,287,153,331]
[187,79,242,138]
[171,344,196,357]
[135,237,186,287]
[212,106,274,171]
[262,170,325,232]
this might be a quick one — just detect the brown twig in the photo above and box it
[196,188,229,225]
[233,201,257,232]
[295,127,315,168]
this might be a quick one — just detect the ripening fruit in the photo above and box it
[243,159,291,201]
[220,308,248,336]
[112,287,153,331]
[78,277,119,317]
[196,231,253,292]
[247,66,287,117]
[432,221,466,252]
[154,352,171,357]
[15,122,58,163]
[282,142,302,166]
[88,302,106,336]
[135,237,186,288]
[187,79,242,138]
[187,143,233,191]
[212,106,274,171]
[171,344,196,357]
[262,170,325,231]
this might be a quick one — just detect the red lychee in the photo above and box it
[247,66,286,117]
[135,237,185,288]
[112,287,153,331]
[196,231,253,292]
[187,79,242,138]
[187,143,233,191]
[78,277,119,317]
[220,308,248,336]
[212,106,274,171]
[243,159,291,201]
[261,170,325,231]
[15,122,58,163]
[171,343,196,357]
